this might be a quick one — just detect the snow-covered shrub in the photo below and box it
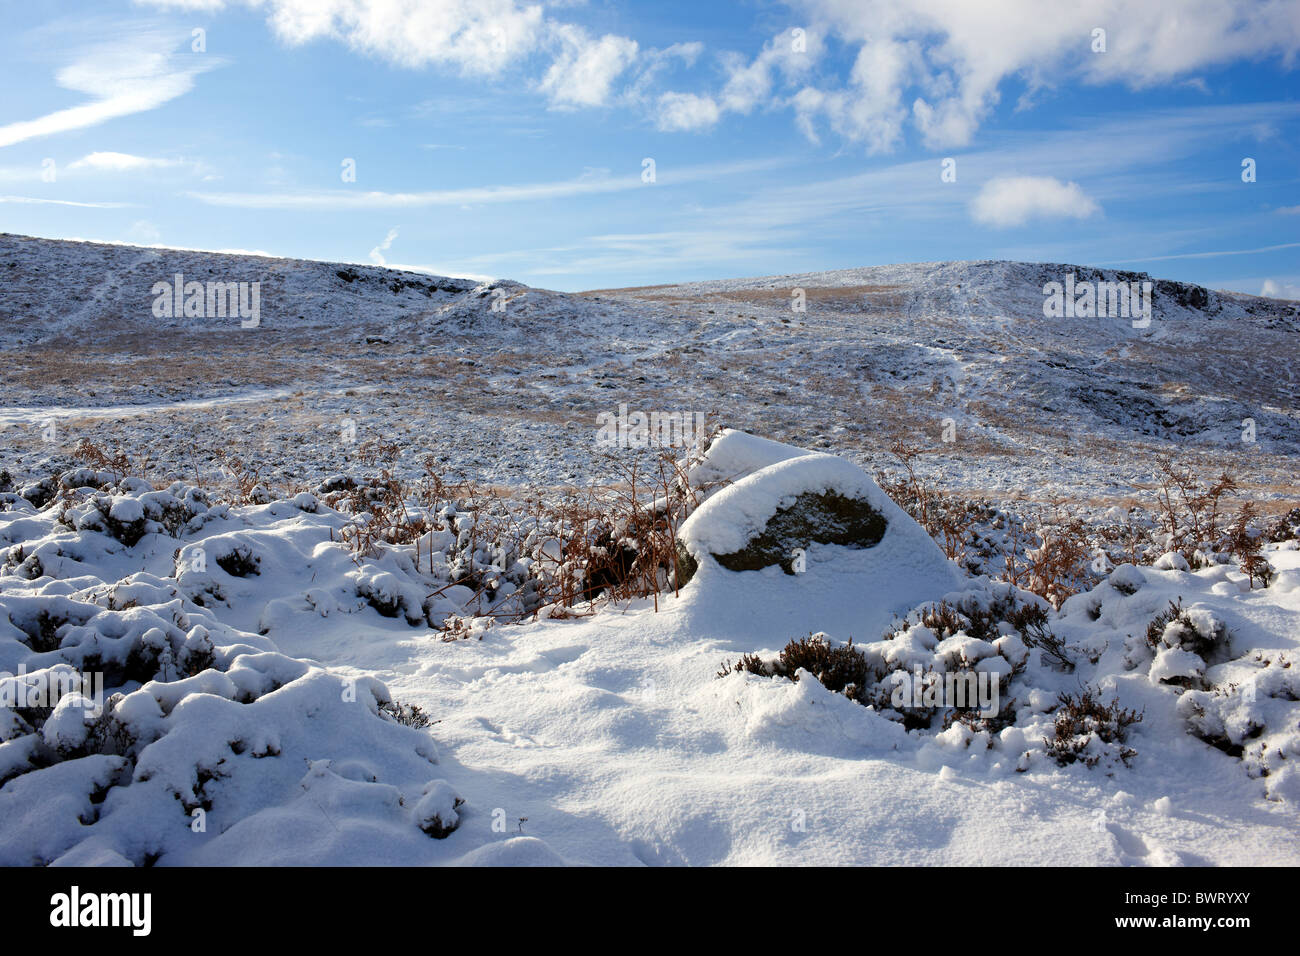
[719,633,876,702]
[903,586,1073,672]
[1142,598,1229,685]
[1021,518,1093,609]
[19,476,58,509]
[720,608,1031,735]
[414,779,464,838]
[1154,551,1190,571]
[354,569,426,625]
[379,699,432,729]
[0,577,448,864]
[143,485,212,536]
[214,543,260,578]
[1109,563,1145,595]
[1148,599,1222,652]
[1177,650,1300,802]
[63,494,148,546]
[1044,687,1142,769]
[1152,458,1239,568]
[179,625,216,676]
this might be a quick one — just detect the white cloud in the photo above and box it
[1261,279,1300,301]
[369,227,399,265]
[721,28,820,114]
[130,0,1300,151]
[139,0,640,109]
[622,42,705,107]
[125,220,163,244]
[788,37,919,152]
[539,26,638,107]
[655,42,705,69]
[777,0,1300,150]
[647,29,822,136]
[255,0,544,75]
[0,34,220,148]
[656,92,720,132]
[68,151,185,171]
[969,176,1101,228]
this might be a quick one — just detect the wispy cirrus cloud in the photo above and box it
[504,104,1291,282]
[0,31,221,148]
[1104,241,1300,264]
[185,157,792,210]
[0,195,132,208]
[68,151,187,171]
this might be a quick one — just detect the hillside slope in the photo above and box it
[1,233,1297,504]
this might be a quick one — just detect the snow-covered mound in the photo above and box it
[0,472,519,865]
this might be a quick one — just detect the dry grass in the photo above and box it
[311,429,728,624]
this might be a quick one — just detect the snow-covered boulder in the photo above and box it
[672,432,962,641]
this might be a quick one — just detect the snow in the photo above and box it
[2,231,1299,866]
[1150,646,1206,685]
[684,429,809,485]
[3,233,1299,509]
[1,428,1297,866]
[1155,552,1192,572]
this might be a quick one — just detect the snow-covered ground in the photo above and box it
[3,234,1298,504]
[1,429,1297,866]
[2,235,1298,866]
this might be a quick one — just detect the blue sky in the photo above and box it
[1,0,1297,294]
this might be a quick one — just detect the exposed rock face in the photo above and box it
[710,490,886,575]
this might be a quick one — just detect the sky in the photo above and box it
[0,0,1296,294]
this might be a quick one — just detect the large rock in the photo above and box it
[671,431,962,641]
[684,490,886,577]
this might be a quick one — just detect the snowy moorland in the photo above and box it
[3,233,1299,502]
[1,235,1298,866]
[1,428,1298,866]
